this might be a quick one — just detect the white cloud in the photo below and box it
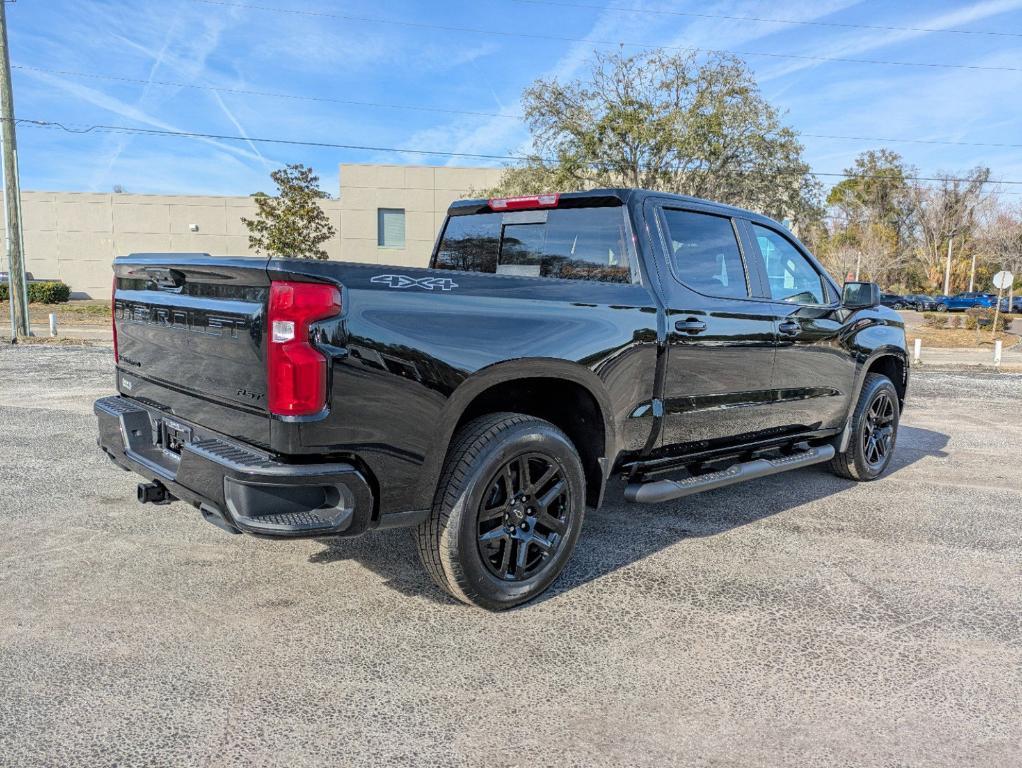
[21,70,269,166]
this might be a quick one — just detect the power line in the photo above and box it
[15,118,526,161]
[506,0,1022,39]
[19,64,1022,151]
[15,118,1022,190]
[801,132,1022,150]
[188,0,1022,73]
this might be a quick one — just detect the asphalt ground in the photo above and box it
[1,346,1020,767]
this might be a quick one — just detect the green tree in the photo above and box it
[819,150,915,287]
[483,50,822,232]
[241,164,336,259]
[827,150,913,233]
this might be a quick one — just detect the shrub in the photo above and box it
[965,306,1011,332]
[947,314,962,329]
[964,307,986,330]
[28,281,71,304]
[922,313,947,329]
[1,281,71,304]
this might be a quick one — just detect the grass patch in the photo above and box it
[911,326,1020,349]
[43,301,112,319]
[2,299,112,327]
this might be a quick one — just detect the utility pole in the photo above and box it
[968,250,977,293]
[0,0,29,341]
[943,234,954,296]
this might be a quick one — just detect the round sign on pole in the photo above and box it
[993,271,1014,290]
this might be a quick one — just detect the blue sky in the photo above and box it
[9,0,1022,197]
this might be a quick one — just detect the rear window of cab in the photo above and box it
[433,207,633,284]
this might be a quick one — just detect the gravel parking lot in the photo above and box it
[1,346,1020,767]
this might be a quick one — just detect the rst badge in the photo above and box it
[371,274,458,291]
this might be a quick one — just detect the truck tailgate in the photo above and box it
[113,255,272,447]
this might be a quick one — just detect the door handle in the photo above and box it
[778,320,800,336]
[675,318,707,334]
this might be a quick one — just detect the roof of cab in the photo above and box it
[447,188,777,226]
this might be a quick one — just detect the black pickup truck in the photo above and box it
[96,189,908,609]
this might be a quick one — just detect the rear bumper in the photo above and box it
[95,395,375,537]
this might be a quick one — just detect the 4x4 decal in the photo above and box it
[371,274,458,291]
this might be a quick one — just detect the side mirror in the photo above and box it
[842,281,880,309]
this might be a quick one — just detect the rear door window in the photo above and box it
[660,208,748,299]
[434,207,633,283]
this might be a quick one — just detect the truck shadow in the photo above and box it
[308,425,949,608]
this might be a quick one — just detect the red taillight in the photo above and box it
[488,193,560,211]
[267,281,341,417]
[111,275,119,363]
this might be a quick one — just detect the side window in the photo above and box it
[752,224,826,305]
[661,209,748,299]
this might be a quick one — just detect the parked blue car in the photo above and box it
[999,295,1022,313]
[933,292,996,312]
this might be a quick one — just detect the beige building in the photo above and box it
[13,163,503,298]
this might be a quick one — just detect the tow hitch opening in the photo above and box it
[137,481,175,505]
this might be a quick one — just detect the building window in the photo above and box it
[377,208,406,248]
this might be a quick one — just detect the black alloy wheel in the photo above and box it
[476,453,571,582]
[829,372,900,481]
[416,412,586,610]
[862,390,896,469]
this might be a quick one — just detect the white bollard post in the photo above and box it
[49,313,57,338]
[994,339,1002,366]
[914,338,922,364]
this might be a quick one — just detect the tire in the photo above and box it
[829,373,900,481]
[415,413,586,610]
[893,302,904,310]
[936,303,948,312]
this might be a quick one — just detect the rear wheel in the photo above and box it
[830,373,900,481]
[936,303,948,312]
[416,413,586,610]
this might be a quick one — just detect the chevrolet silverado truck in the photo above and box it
[96,189,908,610]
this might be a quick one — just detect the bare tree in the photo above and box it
[817,241,862,283]
[908,168,990,292]
[857,222,911,287]
[978,201,1022,305]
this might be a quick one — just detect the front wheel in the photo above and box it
[830,373,900,481]
[416,413,586,610]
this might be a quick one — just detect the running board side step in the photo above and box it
[624,445,835,504]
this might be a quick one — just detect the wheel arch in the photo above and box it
[418,360,616,511]
[837,347,908,453]
[864,352,908,407]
